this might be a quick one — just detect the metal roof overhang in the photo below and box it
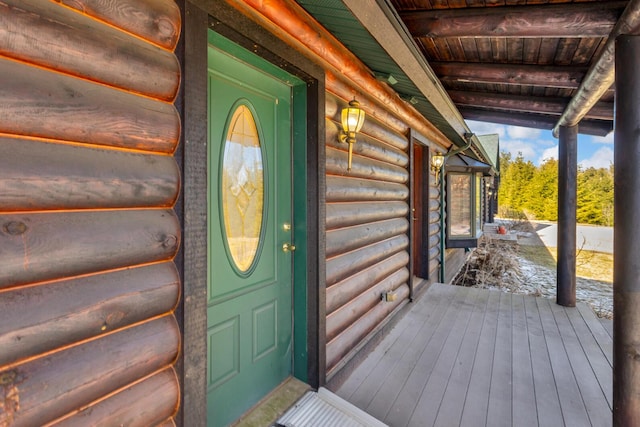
[447,154,495,176]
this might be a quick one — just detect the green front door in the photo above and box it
[207,33,294,427]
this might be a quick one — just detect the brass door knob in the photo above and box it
[283,243,296,252]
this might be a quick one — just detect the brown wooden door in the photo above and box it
[412,143,429,278]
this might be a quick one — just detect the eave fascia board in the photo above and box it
[341,0,472,148]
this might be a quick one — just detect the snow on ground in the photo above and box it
[517,255,613,318]
[455,224,613,319]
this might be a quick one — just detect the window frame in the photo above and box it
[445,171,484,248]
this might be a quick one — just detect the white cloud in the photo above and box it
[500,139,538,162]
[507,126,541,140]
[579,146,614,169]
[590,133,614,144]
[539,145,558,163]
[466,120,507,139]
[466,121,559,165]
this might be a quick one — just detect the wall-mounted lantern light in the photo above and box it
[430,153,445,181]
[340,98,366,171]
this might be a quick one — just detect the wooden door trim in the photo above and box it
[180,3,209,426]
[411,137,431,283]
[409,132,415,299]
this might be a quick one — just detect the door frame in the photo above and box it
[180,1,325,425]
[411,141,431,282]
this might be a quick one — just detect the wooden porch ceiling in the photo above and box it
[389,0,628,136]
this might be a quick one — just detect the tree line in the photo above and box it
[497,152,614,226]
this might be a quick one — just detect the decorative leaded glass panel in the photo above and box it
[221,105,264,272]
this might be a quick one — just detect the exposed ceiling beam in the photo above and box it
[459,107,613,136]
[449,91,614,120]
[430,62,587,89]
[401,2,625,38]
[554,0,640,136]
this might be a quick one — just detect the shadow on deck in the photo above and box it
[329,283,612,427]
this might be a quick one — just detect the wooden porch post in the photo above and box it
[557,124,577,307]
[614,34,640,426]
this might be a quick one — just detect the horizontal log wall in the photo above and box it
[325,93,411,376]
[0,59,179,153]
[0,0,180,100]
[0,1,181,425]
[54,368,179,427]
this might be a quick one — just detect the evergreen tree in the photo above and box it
[577,166,614,226]
[496,151,613,226]
[497,152,512,211]
[526,158,558,220]
[497,152,535,217]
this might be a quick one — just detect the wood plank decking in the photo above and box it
[331,283,612,427]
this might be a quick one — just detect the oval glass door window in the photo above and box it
[221,104,265,273]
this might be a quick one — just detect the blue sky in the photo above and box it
[466,120,614,169]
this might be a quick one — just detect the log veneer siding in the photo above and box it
[326,218,409,258]
[326,267,410,342]
[326,132,410,167]
[0,209,179,289]
[326,96,410,151]
[326,252,410,315]
[0,262,180,366]
[326,176,409,202]
[56,0,181,51]
[446,249,469,283]
[0,0,180,101]
[52,368,179,427]
[0,1,181,425]
[326,147,409,183]
[326,201,409,229]
[0,59,180,153]
[325,93,411,376]
[5,316,179,426]
[326,235,410,287]
[0,137,179,211]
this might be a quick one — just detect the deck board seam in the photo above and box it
[538,298,568,427]
[486,292,513,427]
[411,288,484,426]
[335,286,612,427]
[433,288,491,427]
[362,284,462,416]
[565,306,613,410]
[523,295,540,427]
[512,294,538,427]
[458,289,501,427]
[526,295,564,426]
[339,284,455,401]
[390,286,470,426]
[552,304,597,426]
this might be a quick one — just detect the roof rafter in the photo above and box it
[431,62,587,89]
[458,107,613,136]
[554,0,640,135]
[401,2,625,38]
[449,90,613,120]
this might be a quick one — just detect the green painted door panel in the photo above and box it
[207,35,293,427]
